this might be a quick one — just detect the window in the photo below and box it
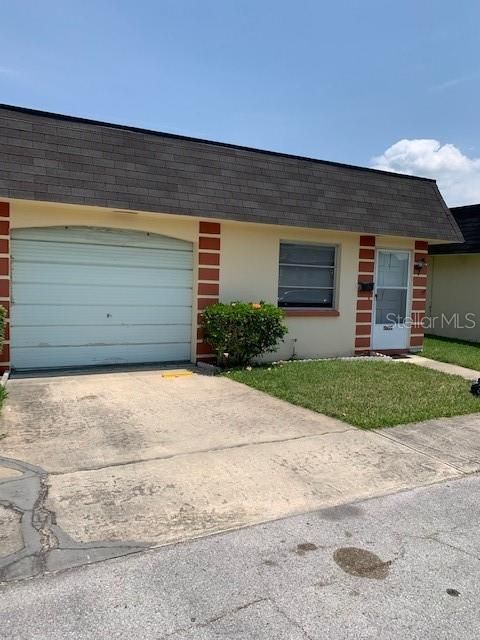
[278,242,337,308]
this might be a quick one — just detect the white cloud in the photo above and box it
[372,139,480,206]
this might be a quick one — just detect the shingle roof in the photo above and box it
[430,204,480,254]
[0,104,462,241]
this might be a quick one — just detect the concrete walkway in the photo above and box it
[404,354,480,381]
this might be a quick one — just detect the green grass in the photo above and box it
[422,335,480,372]
[225,359,480,429]
[0,385,7,411]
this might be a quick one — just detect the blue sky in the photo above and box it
[1,1,479,204]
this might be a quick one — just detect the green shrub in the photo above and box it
[201,301,288,367]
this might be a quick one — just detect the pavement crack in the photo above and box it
[371,429,468,475]
[47,429,352,476]
[31,475,59,565]
[160,598,267,638]
[271,600,315,639]
[0,455,147,583]
[405,532,480,561]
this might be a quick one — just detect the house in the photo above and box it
[0,104,462,372]
[428,203,480,342]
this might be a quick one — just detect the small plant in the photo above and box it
[201,301,288,367]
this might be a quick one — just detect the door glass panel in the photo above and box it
[377,252,409,287]
[375,289,407,324]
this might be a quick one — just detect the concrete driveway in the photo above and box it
[0,368,472,582]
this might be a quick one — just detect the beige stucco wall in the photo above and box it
[10,198,418,363]
[220,221,359,359]
[428,254,480,342]
[11,200,198,242]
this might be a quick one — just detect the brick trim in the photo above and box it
[409,240,428,350]
[0,202,10,372]
[196,221,221,361]
[355,235,375,355]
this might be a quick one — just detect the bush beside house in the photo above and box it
[202,302,288,367]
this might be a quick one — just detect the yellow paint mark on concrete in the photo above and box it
[161,370,193,379]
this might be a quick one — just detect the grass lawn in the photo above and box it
[0,385,6,411]
[422,335,480,372]
[225,359,480,429]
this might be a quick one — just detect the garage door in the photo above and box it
[11,227,193,370]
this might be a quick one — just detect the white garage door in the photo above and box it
[11,227,193,370]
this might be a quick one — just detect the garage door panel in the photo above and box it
[13,305,191,326]
[11,227,194,370]
[14,240,193,270]
[12,343,192,370]
[13,324,192,348]
[14,283,193,306]
[13,262,194,287]
[15,226,192,251]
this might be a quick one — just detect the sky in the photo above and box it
[1,0,479,206]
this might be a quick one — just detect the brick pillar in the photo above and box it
[410,240,428,350]
[196,221,221,362]
[355,235,376,355]
[0,202,10,372]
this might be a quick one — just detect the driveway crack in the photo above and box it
[0,456,147,583]
[47,429,353,476]
[31,474,59,571]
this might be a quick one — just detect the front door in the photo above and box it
[372,249,411,350]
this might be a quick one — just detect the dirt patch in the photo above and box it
[333,547,391,579]
[295,542,318,555]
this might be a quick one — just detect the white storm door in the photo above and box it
[372,250,411,350]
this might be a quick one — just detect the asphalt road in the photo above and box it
[1,474,479,639]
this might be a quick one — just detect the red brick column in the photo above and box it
[196,221,221,362]
[355,235,376,355]
[410,240,428,350]
[0,202,10,372]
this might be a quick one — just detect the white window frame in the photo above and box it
[278,241,338,309]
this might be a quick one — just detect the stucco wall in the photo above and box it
[428,254,480,342]
[220,221,361,359]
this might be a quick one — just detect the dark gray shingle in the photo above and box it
[430,204,480,254]
[0,105,462,241]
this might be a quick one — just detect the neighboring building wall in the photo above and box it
[0,202,10,372]
[428,254,480,343]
